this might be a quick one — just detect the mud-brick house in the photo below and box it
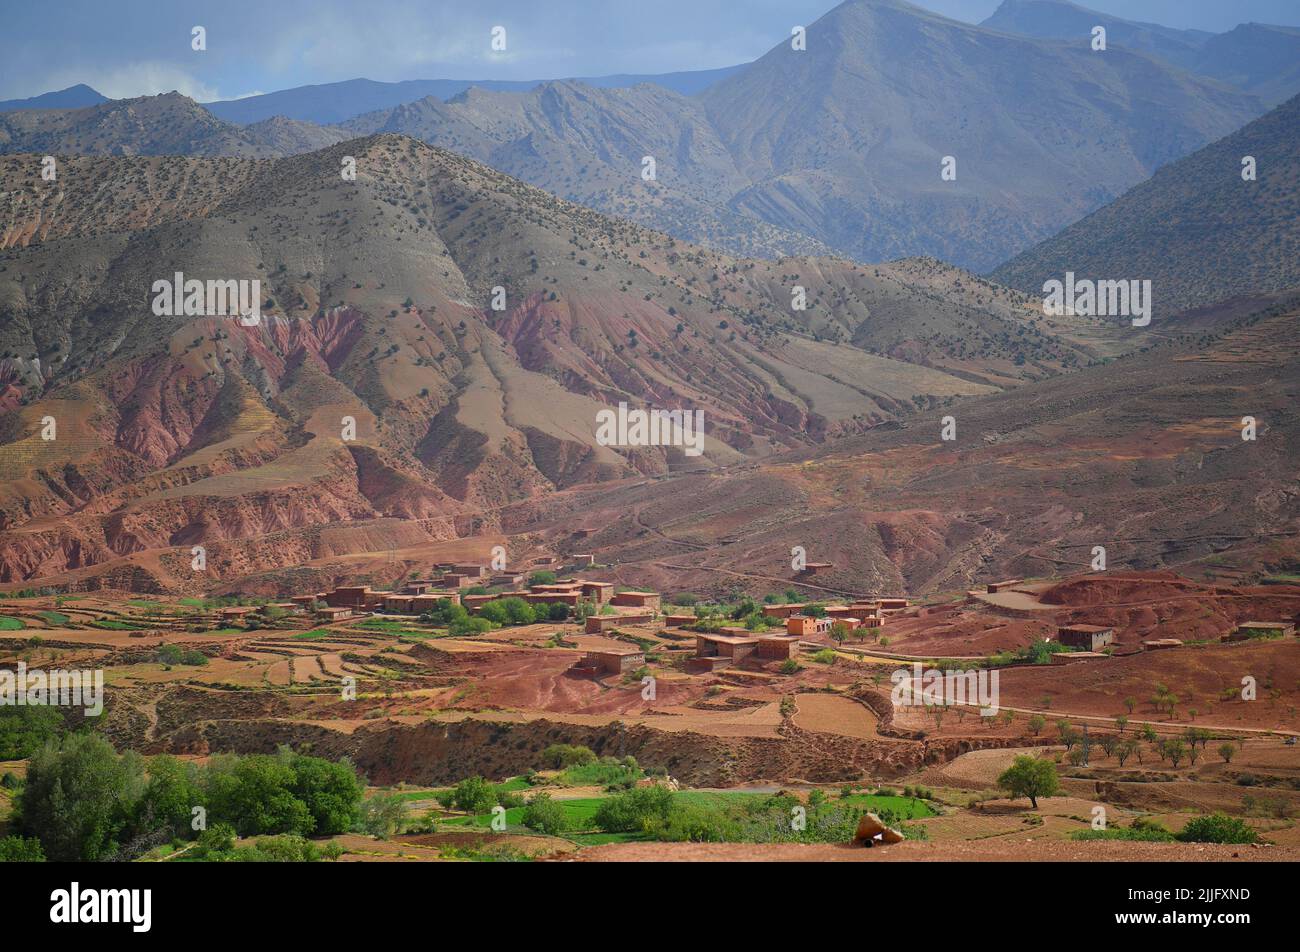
[461,593,497,613]
[755,635,801,660]
[694,632,760,663]
[786,615,832,637]
[799,562,834,575]
[759,603,807,619]
[586,611,655,633]
[986,580,1021,593]
[581,581,615,604]
[1057,624,1116,651]
[611,590,661,610]
[1228,621,1296,641]
[315,605,354,622]
[325,586,384,610]
[573,648,646,677]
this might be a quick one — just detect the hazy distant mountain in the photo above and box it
[0,0,1272,270]
[992,94,1300,319]
[981,0,1212,65]
[0,92,345,158]
[694,0,1260,270]
[983,0,1300,106]
[0,84,107,113]
[1190,23,1300,107]
[340,81,834,259]
[203,66,743,125]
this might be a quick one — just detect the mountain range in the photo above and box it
[0,132,1116,583]
[992,92,1300,318]
[0,0,1280,272]
[983,0,1300,107]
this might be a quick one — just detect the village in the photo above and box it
[2,556,1299,865]
[182,556,1300,694]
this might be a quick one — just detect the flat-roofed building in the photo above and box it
[316,606,353,622]
[756,635,801,660]
[759,603,807,619]
[411,593,458,612]
[525,591,581,607]
[1142,638,1183,650]
[986,580,1021,593]
[574,649,645,677]
[611,591,661,610]
[1229,621,1296,641]
[800,562,834,575]
[325,586,384,610]
[1057,624,1116,651]
[664,613,696,626]
[787,615,832,637]
[581,581,615,604]
[694,632,760,663]
[382,594,416,613]
[462,594,497,612]
[586,611,655,633]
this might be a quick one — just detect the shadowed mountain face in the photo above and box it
[0,1,1267,272]
[983,0,1300,106]
[991,94,1300,319]
[0,136,1094,585]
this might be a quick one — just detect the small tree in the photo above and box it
[1027,714,1046,736]
[1218,743,1235,764]
[996,756,1059,809]
[1115,715,1128,734]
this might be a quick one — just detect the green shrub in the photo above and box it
[1176,812,1258,844]
[593,786,675,833]
[542,744,596,769]
[0,836,45,862]
[449,776,498,815]
[521,793,569,835]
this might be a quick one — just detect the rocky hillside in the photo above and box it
[991,94,1300,319]
[0,136,1089,585]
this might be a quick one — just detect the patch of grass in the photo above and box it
[36,611,69,626]
[0,617,25,631]
[839,794,939,819]
[291,630,335,641]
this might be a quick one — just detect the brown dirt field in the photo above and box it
[996,640,1300,732]
[792,693,879,739]
[921,746,1056,788]
[292,655,325,683]
[266,660,292,686]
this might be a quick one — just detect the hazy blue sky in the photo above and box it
[3,0,1298,101]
